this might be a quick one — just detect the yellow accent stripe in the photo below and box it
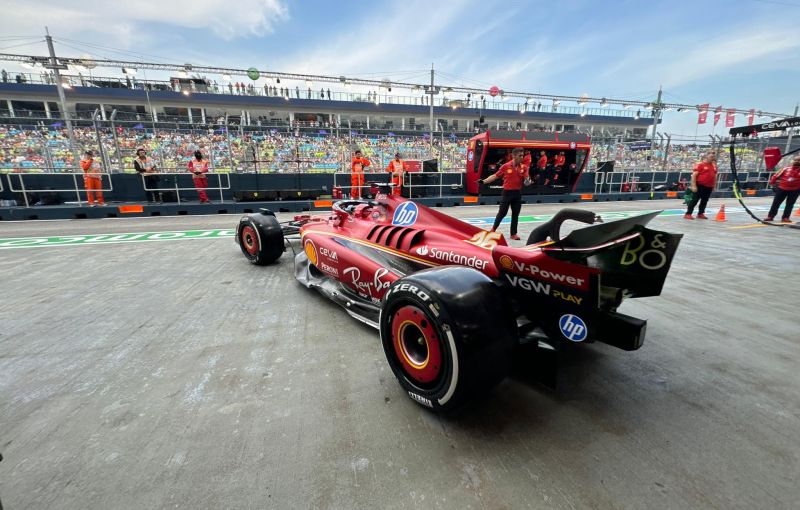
[727,224,769,230]
[397,320,429,369]
[301,228,438,267]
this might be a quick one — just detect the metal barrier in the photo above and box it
[141,172,231,204]
[6,172,113,207]
[332,171,465,198]
[716,171,767,192]
[592,169,768,195]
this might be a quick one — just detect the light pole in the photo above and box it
[649,86,663,153]
[44,27,81,169]
[426,63,440,155]
[785,103,799,154]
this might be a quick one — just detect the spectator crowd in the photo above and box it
[1,123,764,175]
[0,124,466,174]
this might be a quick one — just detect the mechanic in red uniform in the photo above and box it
[522,149,532,168]
[386,152,405,196]
[766,155,800,222]
[554,151,566,169]
[537,150,548,170]
[188,150,211,203]
[684,151,718,219]
[351,149,370,199]
[535,150,548,185]
[479,147,531,240]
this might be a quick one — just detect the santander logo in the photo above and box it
[413,245,488,270]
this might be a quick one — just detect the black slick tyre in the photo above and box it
[237,211,284,265]
[380,266,517,412]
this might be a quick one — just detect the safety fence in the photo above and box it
[140,172,230,204]
[592,169,771,195]
[331,171,465,198]
[6,172,113,207]
[4,171,230,206]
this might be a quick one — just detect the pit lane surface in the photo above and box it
[1,198,798,509]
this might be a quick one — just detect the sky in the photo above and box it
[1,0,799,138]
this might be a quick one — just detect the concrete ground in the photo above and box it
[0,198,798,510]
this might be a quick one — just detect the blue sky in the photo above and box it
[2,0,799,137]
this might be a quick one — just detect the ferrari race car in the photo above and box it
[235,187,682,411]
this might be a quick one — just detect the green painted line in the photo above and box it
[0,205,771,250]
[0,229,235,249]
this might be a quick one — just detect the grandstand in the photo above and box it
[0,121,777,176]
[0,52,659,178]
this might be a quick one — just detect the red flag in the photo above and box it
[747,109,755,126]
[725,109,735,127]
[697,103,709,124]
[713,106,723,126]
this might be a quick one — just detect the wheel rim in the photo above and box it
[242,225,258,256]
[391,305,442,384]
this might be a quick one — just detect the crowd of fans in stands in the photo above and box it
[0,124,466,174]
[0,123,763,174]
[589,143,762,172]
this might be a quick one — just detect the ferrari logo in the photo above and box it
[465,231,502,250]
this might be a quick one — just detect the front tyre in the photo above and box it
[236,212,284,265]
[380,266,517,412]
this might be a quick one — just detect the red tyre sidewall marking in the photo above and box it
[242,225,258,255]
[392,305,442,384]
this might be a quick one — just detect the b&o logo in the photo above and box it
[392,202,419,226]
[559,314,587,342]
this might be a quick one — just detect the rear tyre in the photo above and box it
[237,212,284,265]
[380,266,517,412]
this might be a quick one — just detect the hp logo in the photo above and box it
[559,314,587,342]
[392,202,419,226]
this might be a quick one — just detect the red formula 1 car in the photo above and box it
[235,187,682,411]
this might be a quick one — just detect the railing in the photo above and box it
[1,72,652,119]
[592,169,770,195]
[331,171,465,199]
[6,172,113,207]
[141,172,230,204]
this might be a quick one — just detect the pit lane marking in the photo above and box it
[0,229,235,249]
[0,205,774,250]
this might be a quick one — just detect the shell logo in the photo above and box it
[499,255,514,270]
[304,239,318,265]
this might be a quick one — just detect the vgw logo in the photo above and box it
[392,202,419,226]
[559,314,587,342]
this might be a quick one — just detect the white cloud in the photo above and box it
[273,0,471,76]
[597,24,800,90]
[0,0,289,46]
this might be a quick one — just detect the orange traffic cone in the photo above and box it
[714,204,726,222]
